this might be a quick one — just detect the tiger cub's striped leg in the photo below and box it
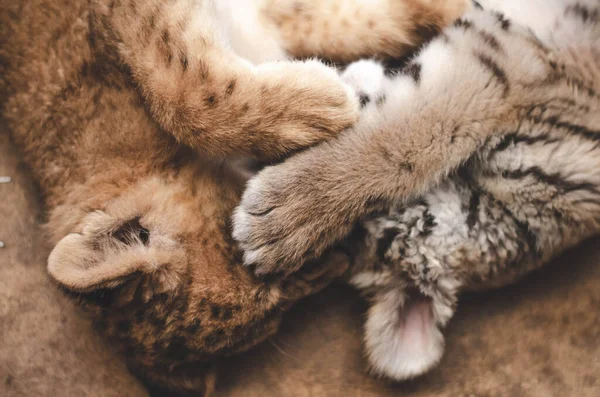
[233,5,565,275]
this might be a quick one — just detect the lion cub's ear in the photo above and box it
[48,211,187,302]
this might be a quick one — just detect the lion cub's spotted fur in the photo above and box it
[235,0,600,382]
[0,0,469,395]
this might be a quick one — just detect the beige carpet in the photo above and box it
[0,132,147,397]
[1,131,598,397]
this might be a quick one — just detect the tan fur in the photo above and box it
[0,0,465,394]
[89,0,362,160]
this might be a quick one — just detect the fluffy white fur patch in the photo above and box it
[365,289,444,380]
[341,60,386,98]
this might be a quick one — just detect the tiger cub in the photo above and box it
[234,0,600,380]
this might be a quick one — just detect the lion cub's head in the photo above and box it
[45,164,346,396]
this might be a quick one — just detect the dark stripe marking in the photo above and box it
[501,167,600,195]
[359,94,371,107]
[466,190,481,229]
[566,4,599,23]
[403,62,422,85]
[475,52,509,96]
[225,79,237,98]
[422,209,436,236]
[411,23,442,45]
[454,18,473,30]
[161,29,170,45]
[531,115,600,142]
[205,94,217,108]
[491,133,559,153]
[478,30,502,51]
[480,189,540,259]
[494,12,511,30]
[180,52,188,71]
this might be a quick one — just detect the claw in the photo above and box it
[243,248,263,267]
[231,207,251,243]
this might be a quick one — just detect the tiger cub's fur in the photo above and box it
[234,0,600,380]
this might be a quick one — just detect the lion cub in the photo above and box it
[0,0,469,394]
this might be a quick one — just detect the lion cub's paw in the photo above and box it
[256,59,360,151]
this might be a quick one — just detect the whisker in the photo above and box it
[269,339,299,362]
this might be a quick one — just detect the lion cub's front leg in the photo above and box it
[91,0,359,160]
